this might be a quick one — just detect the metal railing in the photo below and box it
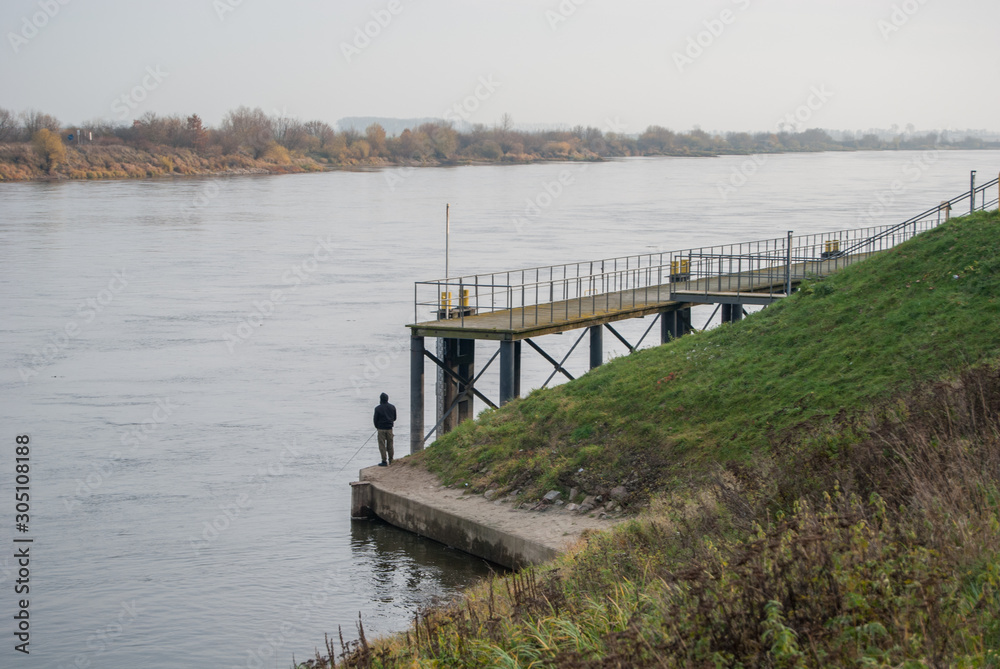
[413,175,999,328]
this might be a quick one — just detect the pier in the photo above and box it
[406,174,999,454]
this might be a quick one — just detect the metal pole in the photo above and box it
[499,340,515,405]
[445,203,450,278]
[970,171,976,214]
[785,230,793,296]
[589,325,603,369]
[410,335,425,453]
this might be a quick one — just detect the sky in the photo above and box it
[1,0,998,134]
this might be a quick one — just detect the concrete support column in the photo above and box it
[721,304,744,323]
[436,337,475,435]
[499,340,516,406]
[410,335,424,454]
[661,308,692,343]
[589,325,603,369]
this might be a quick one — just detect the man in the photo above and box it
[373,392,397,466]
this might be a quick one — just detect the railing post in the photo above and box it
[785,230,793,296]
[970,170,977,214]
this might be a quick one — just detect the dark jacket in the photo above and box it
[373,393,397,430]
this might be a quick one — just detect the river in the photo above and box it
[0,150,997,668]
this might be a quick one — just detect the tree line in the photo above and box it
[1,106,996,172]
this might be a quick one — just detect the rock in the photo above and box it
[543,490,562,503]
[610,486,628,501]
[582,495,597,508]
[578,503,594,513]
[595,495,604,504]
[484,489,499,501]
[566,503,579,512]
[605,501,617,512]
[555,500,564,506]
[569,487,579,501]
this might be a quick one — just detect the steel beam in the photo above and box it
[410,335,424,454]
[589,325,603,369]
[499,340,516,406]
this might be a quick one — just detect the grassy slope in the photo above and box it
[307,211,1000,668]
[419,210,1000,508]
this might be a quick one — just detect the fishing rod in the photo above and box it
[337,430,377,473]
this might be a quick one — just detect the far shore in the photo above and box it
[4,137,999,185]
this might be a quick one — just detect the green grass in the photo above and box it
[301,211,1000,668]
[418,210,1000,507]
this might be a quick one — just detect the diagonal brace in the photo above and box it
[632,313,662,352]
[542,328,589,389]
[603,323,634,353]
[423,348,499,410]
[524,338,575,382]
[423,348,500,443]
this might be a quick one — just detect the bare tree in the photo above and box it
[221,106,274,157]
[19,109,61,138]
[274,116,309,152]
[303,120,336,150]
[0,107,17,142]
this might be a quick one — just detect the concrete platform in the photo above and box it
[350,460,618,570]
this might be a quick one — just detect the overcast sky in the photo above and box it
[2,0,998,133]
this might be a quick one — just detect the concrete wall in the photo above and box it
[351,481,557,570]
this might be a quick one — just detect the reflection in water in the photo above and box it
[350,518,505,612]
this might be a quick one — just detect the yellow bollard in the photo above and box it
[461,289,469,307]
[440,291,452,309]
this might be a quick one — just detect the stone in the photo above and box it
[582,495,598,508]
[610,486,628,501]
[605,501,617,512]
[543,490,561,503]
[578,503,594,513]
[569,487,579,502]
[484,489,499,501]
[555,500,564,506]
[566,503,579,512]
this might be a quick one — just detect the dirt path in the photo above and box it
[358,459,621,555]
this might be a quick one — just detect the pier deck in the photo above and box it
[407,252,872,341]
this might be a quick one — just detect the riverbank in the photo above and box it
[352,460,620,569]
[3,138,994,183]
[308,209,1000,667]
